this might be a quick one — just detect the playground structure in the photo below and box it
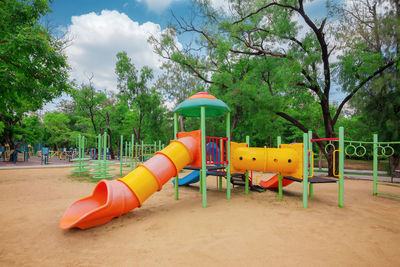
[90,133,115,180]
[119,135,164,176]
[60,92,344,230]
[70,135,91,175]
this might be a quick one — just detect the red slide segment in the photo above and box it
[259,174,294,189]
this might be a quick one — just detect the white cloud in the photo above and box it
[208,0,231,12]
[137,0,182,13]
[65,10,169,91]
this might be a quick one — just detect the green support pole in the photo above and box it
[124,141,127,166]
[302,133,309,208]
[174,112,179,200]
[78,134,81,168]
[154,141,156,154]
[245,135,250,195]
[373,133,378,195]
[103,133,107,178]
[131,134,137,171]
[97,134,101,161]
[159,140,161,151]
[308,130,313,198]
[278,136,283,199]
[141,140,144,163]
[128,141,131,170]
[120,135,123,176]
[201,106,207,207]
[226,112,231,200]
[339,126,344,207]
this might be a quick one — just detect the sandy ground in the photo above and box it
[1,167,400,267]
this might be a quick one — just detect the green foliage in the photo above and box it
[0,0,69,148]
[22,115,44,144]
[43,112,71,149]
[115,51,167,142]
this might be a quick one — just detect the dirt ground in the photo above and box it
[1,167,400,267]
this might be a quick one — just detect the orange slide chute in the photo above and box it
[60,130,201,230]
[259,174,294,189]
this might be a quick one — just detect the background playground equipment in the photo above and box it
[273,128,345,208]
[90,133,115,180]
[70,135,91,176]
[337,134,400,198]
[59,92,342,230]
[373,135,400,198]
[119,135,165,176]
[0,146,5,161]
[41,147,50,165]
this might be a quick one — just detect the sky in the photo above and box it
[43,0,343,109]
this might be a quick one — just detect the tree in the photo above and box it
[155,61,204,131]
[115,51,164,142]
[22,115,44,145]
[332,0,400,171]
[151,0,398,175]
[43,112,71,150]
[0,0,69,151]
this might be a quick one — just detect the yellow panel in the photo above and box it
[230,142,248,174]
[231,142,304,179]
[119,166,159,204]
[158,140,191,171]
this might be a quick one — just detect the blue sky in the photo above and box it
[46,0,194,30]
[43,0,343,107]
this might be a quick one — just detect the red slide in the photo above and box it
[259,173,294,189]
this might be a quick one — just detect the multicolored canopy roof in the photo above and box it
[174,92,230,117]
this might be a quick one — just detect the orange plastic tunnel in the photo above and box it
[60,132,200,230]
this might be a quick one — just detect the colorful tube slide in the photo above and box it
[59,131,200,230]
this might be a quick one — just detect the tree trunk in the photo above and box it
[389,155,400,174]
[179,116,185,132]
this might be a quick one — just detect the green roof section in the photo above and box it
[174,97,230,117]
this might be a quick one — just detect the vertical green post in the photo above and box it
[120,135,123,176]
[97,134,101,161]
[124,141,127,166]
[174,112,179,200]
[278,136,283,199]
[154,141,156,154]
[308,130,313,198]
[339,126,344,207]
[159,140,161,151]
[128,141,131,170]
[226,112,231,200]
[141,140,144,163]
[103,133,107,178]
[302,132,309,208]
[373,133,378,196]
[133,134,137,171]
[245,135,250,195]
[201,106,207,207]
[80,135,84,172]
[134,139,138,169]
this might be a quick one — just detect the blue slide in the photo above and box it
[172,170,201,186]
[173,142,221,186]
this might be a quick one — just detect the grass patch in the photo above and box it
[67,172,97,183]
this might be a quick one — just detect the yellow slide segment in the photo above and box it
[118,138,195,205]
[60,131,200,229]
